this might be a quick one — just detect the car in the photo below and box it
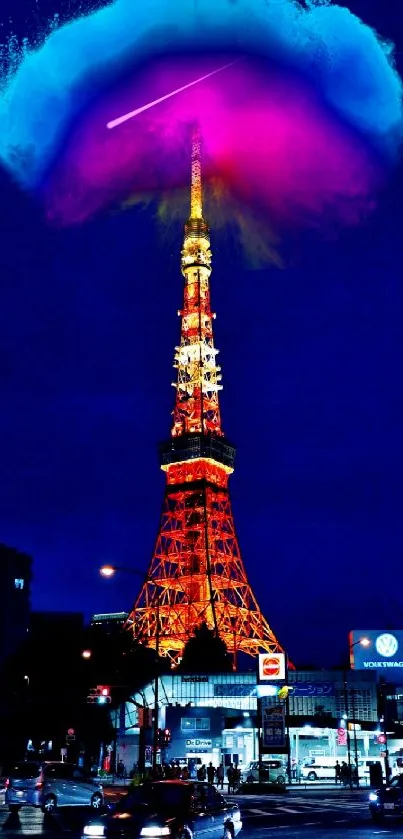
[369,775,403,821]
[82,780,242,839]
[5,761,103,813]
[240,760,286,785]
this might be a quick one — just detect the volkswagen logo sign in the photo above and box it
[375,633,398,658]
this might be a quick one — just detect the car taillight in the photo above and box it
[35,782,43,790]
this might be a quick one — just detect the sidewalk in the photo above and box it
[286,782,370,791]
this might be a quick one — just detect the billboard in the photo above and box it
[350,630,403,671]
[261,701,286,749]
[258,653,286,682]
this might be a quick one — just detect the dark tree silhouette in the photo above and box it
[178,623,233,673]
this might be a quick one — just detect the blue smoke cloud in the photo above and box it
[0,0,401,203]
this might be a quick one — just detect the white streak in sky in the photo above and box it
[106,60,238,129]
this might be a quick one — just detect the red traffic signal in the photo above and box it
[87,686,112,705]
[157,728,171,747]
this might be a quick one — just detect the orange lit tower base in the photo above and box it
[127,127,284,667]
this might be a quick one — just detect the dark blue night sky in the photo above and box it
[0,0,402,666]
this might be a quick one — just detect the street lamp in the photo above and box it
[82,650,92,660]
[99,563,162,777]
[346,637,371,788]
[99,565,119,578]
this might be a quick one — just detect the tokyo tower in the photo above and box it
[127,126,284,667]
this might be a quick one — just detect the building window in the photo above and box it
[181,717,210,731]
[14,578,25,590]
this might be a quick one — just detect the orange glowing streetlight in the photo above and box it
[99,565,117,578]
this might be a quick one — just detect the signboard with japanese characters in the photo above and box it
[261,702,286,749]
[337,727,347,746]
[291,682,335,697]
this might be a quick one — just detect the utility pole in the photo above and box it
[343,672,353,789]
[152,594,160,776]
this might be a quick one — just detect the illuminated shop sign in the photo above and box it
[350,630,403,670]
[292,682,335,697]
[181,676,209,683]
[186,739,212,750]
[258,653,286,682]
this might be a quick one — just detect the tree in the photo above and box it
[178,623,233,673]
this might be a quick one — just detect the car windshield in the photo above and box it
[8,763,40,779]
[114,784,191,815]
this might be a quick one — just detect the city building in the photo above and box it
[0,543,32,672]
[90,612,129,639]
[126,125,282,665]
[116,668,382,775]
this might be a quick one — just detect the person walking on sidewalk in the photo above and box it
[216,764,224,789]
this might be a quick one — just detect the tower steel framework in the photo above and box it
[127,126,284,666]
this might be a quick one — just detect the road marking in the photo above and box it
[303,822,321,826]
[279,807,303,813]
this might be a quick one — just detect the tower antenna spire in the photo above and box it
[190,123,203,221]
[127,124,285,667]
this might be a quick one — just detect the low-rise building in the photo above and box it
[115,669,380,776]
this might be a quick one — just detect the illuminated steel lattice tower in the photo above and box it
[128,127,284,666]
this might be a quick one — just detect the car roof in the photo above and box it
[148,780,195,786]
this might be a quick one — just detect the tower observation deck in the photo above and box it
[127,126,284,667]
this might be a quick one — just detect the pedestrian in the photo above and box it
[207,762,215,785]
[335,760,341,785]
[117,759,126,779]
[340,761,350,787]
[217,764,224,789]
[227,764,234,794]
[197,764,206,781]
[233,765,241,792]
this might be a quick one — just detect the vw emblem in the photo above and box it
[376,633,398,658]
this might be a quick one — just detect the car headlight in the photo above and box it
[83,826,106,837]
[140,829,170,837]
[369,793,378,802]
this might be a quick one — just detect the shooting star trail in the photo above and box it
[106,59,238,129]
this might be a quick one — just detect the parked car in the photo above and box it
[5,761,103,813]
[82,781,242,839]
[300,759,337,781]
[369,775,403,821]
[240,760,286,785]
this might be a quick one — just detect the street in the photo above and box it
[0,788,401,839]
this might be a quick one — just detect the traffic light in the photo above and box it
[87,686,112,705]
[157,728,171,747]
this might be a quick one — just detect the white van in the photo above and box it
[301,757,338,781]
[301,756,381,782]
